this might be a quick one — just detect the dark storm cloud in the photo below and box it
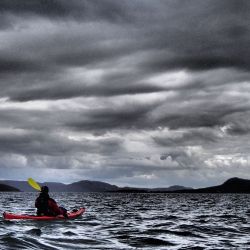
[65,103,249,133]
[154,102,249,130]
[0,0,135,24]
[158,113,223,130]
[0,129,124,157]
[0,0,68,17]
[0,108,61,132]
[49,0,250,73]
[121,0,249,72]
[0,131,76,156]
[0,58,47,74]
[154,129,218,148]
[66,103,157,132]
[1,0,250,185]
[222,111,250,135]
[226,125,249,135]
[159,150,200,170]
[0,99,247,141]
[143,55,250,72]
[9,82,166,102]
[0,104,150,134]
[0,0,250,102]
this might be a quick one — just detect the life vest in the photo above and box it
[35,194,62,216]
[35,193,52,216]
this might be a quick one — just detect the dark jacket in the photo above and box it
[35,193,63,216]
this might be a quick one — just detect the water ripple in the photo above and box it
[0,192,250,249]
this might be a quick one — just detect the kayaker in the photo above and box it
[35,186,68,218]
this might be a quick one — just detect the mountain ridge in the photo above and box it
[0,179,191,192]
[0,183,20,192]
[0,177,249,193]
[170,177,250,193]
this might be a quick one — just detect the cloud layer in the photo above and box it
[0,0,250,187]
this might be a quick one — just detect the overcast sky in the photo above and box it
[0,0,250,188]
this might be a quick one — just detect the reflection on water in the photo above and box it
[0,192,250,249]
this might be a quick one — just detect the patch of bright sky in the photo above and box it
[143,70,191,88]
[220,124,232,134]
[66,67,105,85]
[0,97,87,111]
[205,154,250,169]
[0,98,50,110]
[186,145,204,157]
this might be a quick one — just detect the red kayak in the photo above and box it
[3,207,85,221]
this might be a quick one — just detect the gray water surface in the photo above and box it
[0,192,250,249]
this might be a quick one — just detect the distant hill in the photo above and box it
[111,177,250,193]
[43,182,67,192]
[0,180,192,192]
[1,177,248,193]
[114,187,149,193]
[152,185,193,192]
[0,183,20,192]
[113,185,192,193]
[0,180,119,192]
[0,180,38,192]
[173,177,250,193]
[67,180,118,192]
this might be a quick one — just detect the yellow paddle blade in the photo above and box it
[27,178,41,191]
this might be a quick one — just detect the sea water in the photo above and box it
[0,192,249,249]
